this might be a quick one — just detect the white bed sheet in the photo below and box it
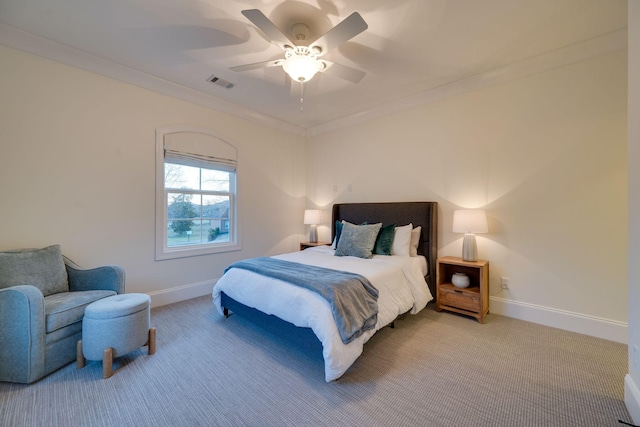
[213,245,432,381]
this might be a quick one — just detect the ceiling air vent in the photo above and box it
[207,75,234,89]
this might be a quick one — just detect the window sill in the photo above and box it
[155,242,242,261]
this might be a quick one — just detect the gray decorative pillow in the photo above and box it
[335,222,382,259]
[0,244,69,296]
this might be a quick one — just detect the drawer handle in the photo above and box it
[454,290,463,294]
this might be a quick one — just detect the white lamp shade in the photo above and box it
[452,210,488,234]
[283,54,322,82]
[303,209,322,225]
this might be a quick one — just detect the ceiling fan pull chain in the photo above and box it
[300,82,305,113]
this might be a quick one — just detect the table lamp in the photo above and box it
[452,209,488,262]
[303,209,322,243]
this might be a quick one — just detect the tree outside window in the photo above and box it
[164,163,233,248]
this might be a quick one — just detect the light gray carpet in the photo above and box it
[0,296,633,426]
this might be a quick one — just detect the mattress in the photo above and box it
[213,245,433,381]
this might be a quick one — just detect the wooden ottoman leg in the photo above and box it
[76,340,85,369]
[148,327,157,355]
[102,348,113,379]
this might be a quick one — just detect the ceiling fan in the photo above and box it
[231,9,368,85]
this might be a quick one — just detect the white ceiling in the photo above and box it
[0,0,628,134]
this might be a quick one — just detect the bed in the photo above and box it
[212,201,438,381]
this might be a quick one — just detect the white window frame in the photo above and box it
[155,126,241,261]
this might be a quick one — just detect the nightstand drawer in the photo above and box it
[439,287,480,312]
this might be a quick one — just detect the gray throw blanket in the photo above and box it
[225,257,379,344]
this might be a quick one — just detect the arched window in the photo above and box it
[155,127,240,260]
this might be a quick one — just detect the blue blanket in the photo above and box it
[225,257,379,344]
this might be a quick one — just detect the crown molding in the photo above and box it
[0,23,306,137]
[1,24,627,139]
[306,28,628,137]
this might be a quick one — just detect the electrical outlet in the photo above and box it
[333,185,338,193]
[501,277,510,289]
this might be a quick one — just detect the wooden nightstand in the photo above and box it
[436,256,489,323]
[300,241,331,251]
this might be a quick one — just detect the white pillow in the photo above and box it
[410,226,422,257]
[391,223,413,257]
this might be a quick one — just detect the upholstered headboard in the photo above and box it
[331,202,438,298]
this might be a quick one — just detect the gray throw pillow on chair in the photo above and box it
[0,244,69,296]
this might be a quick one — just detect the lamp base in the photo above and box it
[461,233,478,262]
[309,225,318,243]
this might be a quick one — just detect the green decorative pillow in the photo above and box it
[332,220,344,249]
[374,223,396,255]
[0,244,69,296]
[335,222,382,259]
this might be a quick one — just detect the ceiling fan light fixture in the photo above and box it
[282,46,321,82]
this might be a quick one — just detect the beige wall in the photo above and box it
[0,45,306,297]
[308,51,628,327]
[0,40,629,340]
[626,1,640,422]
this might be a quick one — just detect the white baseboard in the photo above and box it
[490,296,628,344]
[147,279,219,308]
[144,284,629,343]
[626,375,640,424]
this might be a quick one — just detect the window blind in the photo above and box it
[164,149,236,172]
[163,131,237,172]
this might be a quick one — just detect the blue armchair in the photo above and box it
[0,245,125,383]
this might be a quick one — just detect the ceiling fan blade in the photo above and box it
[241,9,294,50]
[310,12,368,56]
[319,60,366,84]
[230,59,282,72]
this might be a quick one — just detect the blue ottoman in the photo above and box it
[77,293,156,378]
